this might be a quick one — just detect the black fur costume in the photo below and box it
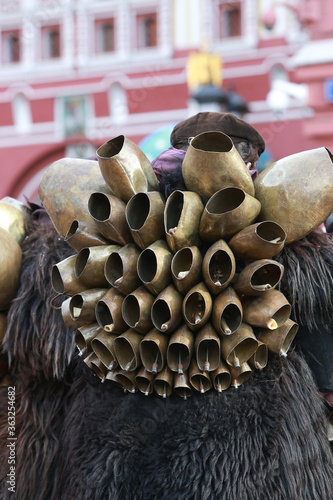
[0,209,333,500]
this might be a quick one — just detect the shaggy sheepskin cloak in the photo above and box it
[0,215,332,500]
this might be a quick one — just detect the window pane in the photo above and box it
[219,2,242,38]
[2,30,20,63]
[136,13,157,48]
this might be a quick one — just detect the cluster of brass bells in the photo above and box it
[39,132,332,398]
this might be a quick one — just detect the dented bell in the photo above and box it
[114,329,143,372]
[39,158,113,237]
[88,192,132,245]
[199,187,261,243]
[220,322,258,367]
[151,284,183,334]
[64,220,109,252]
[202,239,236,295]
[171,246,202,295]
[212,286,243,336]
[137,239,173,296]
[91,330,118,370]
[125,191,165,250]
[95,287,127,334]
[233,259,284,296]
[228,221,286,260]
[195,323,220,372]
[182,131,255,202]
[139,328,168,374]
[97,135,159,202]
[75,244,121,288]
[243,289,291,330]
[164,190,204,252]
[167,325,194,373]
[257,318,299,357]
[189,358,212,393]
[104,243,141,295]
[122,285,155,334]
[182,282,212,331]
[154,365,174,398]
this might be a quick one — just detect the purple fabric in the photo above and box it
[151,146,186,182]
[249,169,258,181]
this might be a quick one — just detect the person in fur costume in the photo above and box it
[1,113,333,500]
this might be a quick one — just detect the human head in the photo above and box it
[152,112,265,198]
[170,111,265,169]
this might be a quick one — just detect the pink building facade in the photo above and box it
[0,0,332,201]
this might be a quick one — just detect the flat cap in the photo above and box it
[171,112,265,155]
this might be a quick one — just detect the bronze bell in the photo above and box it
[95,287,127,334]
[75,322,102,356]
[211,360,231,392]
[135,366,155,396]
[83,352,98,370]
[195,323,220,372]
[154,365,174,398]
[115,369,138,393]
[164,190,204,253]
[199,187,261,243]
[171,246,202,295]
[229,362,252,389]
[151,284,183,334]
[243,289,291,330]
[88,192,132,245]
[182,131,255,202]
[137,239,173,296]
[228,221,286,261]
[189,358,212,393]
[75,244,121,289]
[139,328,168,373]
[0,196,30,244]
[61,297,90,330]
[64,220,109,252]
[212,286,243,336]
[125,191,165,250]
[91,330,118,370]
[173,371,193,400]
[233,259,284,296]
[122,285,154,334]
[69,288,108,324]
[104,243,141,295]
[90,355,109,382]
[0,227,22,310]
[202,239,236,295]
[114,329,143,372]
[97,135,159,202]
[257,318,299,357]
[220,322,259,368]
[182,282,212,331]
[105,369,123,388]
[167,325,194,373]
[248,340,268,371]
[254,147,333,243]
[52,255,87,297]
[39,158,113,238]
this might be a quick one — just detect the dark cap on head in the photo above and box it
[170,112,265,156]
